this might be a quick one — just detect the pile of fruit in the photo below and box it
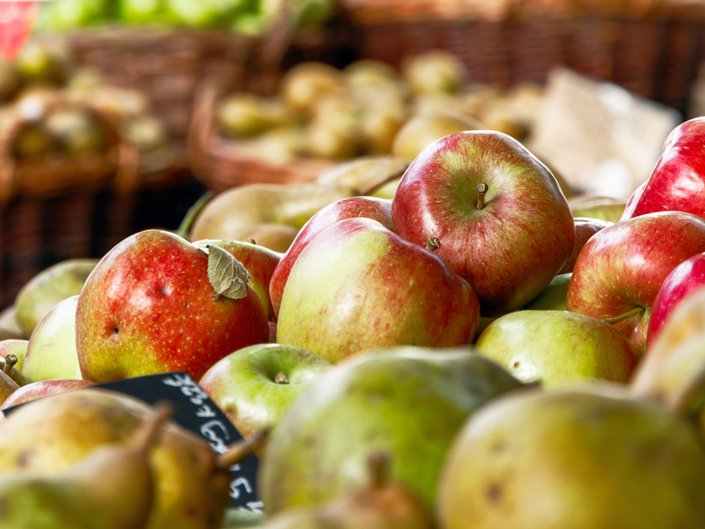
[1,100,705,528]
[215,51,543,163]
[34,0,335,35]
[0,41,173,167]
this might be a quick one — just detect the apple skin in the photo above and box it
[392,131,575,316]
[566,212,705,354]
[521,274,571,311]
[0,379,94,414]
[647,252,705,351]
[559,217,612,275]
[23,295,83,382]
[476,310,639,387]
[192,239,281,322]
[199,343,331,439]
[276,218,480,363]
[76,230,270,383]
[622,118,705,220]
[269,196,395,317]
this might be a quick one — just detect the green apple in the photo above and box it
[23,296,83,382]
[0,340,28,373]
[260,346,523,513]
[15,259,98,337]
[521,273,571,311]
[476,310,639,387]
[200,343,331,439]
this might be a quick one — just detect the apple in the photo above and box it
[276,218,480,363]
[0,340,28,373]
[521,273,571,311]
[392,131,575,316]
[192,239,281,322]
[476,310,639,387]
[23,295,83,382]
[260,347,524,514]
[199,343,331,439]
[622,118,705,220]
[269,196,395,317]
[76,229,269,383]
[567,211,705,354]
[0,379,94,414]
[559,217,612,274]
[647,252,705,351]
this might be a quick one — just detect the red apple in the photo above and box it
[559,217,612,275]
[566,212,705,353]
[276,218,480,363]
[269,196,395,317]
[0,379,94,415]
[76,230,270,383]
[392,131,574,316]
[622,118,705,220]
[647,252,705,351]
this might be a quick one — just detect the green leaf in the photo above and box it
[205,244,251,301]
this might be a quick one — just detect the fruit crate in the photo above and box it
[340,0,705,113]
[62,24,354,146]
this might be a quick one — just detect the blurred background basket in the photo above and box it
[340,0,705,113]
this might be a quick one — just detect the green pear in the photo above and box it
[200,343,331,439]
[368,178,400,200]
[45,107,107,155]
[0,403,171,529]
[391,112,483,161]
[260,347,523,514]
[217,94,293,139]
[438,385,705,528]
[0,307,24,340]
[317,156,407,196]
[23,295,83,382]
[568,195,626,223]
[15,258,98,336]
[191,183,357,253]
[402,50,467,95]
[281,62,342,113]
[476,311,639,387]
[521,273,571,311]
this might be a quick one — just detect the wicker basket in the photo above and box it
[341,0,705,111]
[188,83,335,192]
[0,96,190,309]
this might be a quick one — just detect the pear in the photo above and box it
[15,258,98,336]
[520,273,571,311]
[0,307,24,340]
[0,388,266,529]
[281,62,342,113]
[217,94,293,139]
[0,402,171,529]
[402,50,467,95]
[568,195,626,223]
[260,347,523,514]
[23,295,83,382]
[316,156,407,196]
[11,122,59,159]
[120,115,169,153]
[391,112,484,161]
[0,371,19,406]
[260,454,433,529]
[344,60,399,90]
[0,58,20,102]
[191,183,357,253]
[437,385,705,528]
[45,107,107,155]
[368,178,400,200]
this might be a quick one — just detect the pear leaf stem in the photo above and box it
[603,306,644,325]
[132,402,174,455]
[217,428,270,470]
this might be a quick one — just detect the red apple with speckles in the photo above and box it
[0,379,94,416]
[566,212,705,354]
[392,131,574,316]
[76,230,270,383]
[647,252,705,351]
[276,218,480,363]
[559,217,613,275]
[622,118,705,220]
[269,196,395,317]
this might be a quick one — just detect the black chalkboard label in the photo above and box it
[4,372,262,513]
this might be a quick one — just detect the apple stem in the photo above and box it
[2,354,17,374]
[367,452,390,491]
[426,237,441,252]
[476,183,488,210]
[216,428,270,470]
[603,306,644,324]
[275,372,289,384]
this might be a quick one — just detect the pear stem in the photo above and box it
[476,183,488,210]
[426,237,441,252]
[175,191,214,240]
[216,428,270,470]
[367,453,391,491]
[132,402,175,455]
[2,354,17,374]
[603,306,644,324]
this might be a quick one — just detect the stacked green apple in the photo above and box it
[2,119,705,527]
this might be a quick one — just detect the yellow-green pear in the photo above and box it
[391,112,484,161]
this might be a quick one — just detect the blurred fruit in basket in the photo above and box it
[44,106,107,155]
[0,308,24,340]
[344,59,399,90]
[0,59,20,102]
[402,50,467,96]
[10,121,59,159]
[13,40,71,87]
[281,62,342,113]
[119,0,179,25]
[120,114,169,153]
[35,0,110,31]
[391,112,484,161]
[166,0,245,28]
[217,94,294,139]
